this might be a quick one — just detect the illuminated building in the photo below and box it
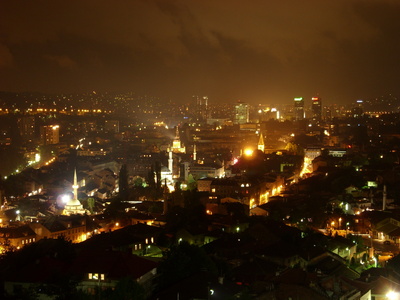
[294,97,305,120]
[171,126,186,153]
[352,100,364,118]
[258,133,265,153]
[234,101,249,124]
[40,125,59,145]
[17,116,35,142]
[193,95,210,122]
[63,169,85,216]
[311,97,322,123]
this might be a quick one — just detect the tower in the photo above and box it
[294,97,304,121]
[193,95,210,122]
[234,101,249,124]
[40,125,59,145]
[171,126,186,153]
[17,116,35,142]
[193,143,197,161]
[258,133,265,153]
[63,169,85,215]
[311,97,322,123]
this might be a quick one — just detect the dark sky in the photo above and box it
[1,0,400,105]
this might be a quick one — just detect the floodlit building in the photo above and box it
[234,101,250,124]
[63,169,85,216]
[294,97,305,121]
[311,96,322,123]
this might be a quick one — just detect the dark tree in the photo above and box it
[118,164,129,201]
[156,241,217,292]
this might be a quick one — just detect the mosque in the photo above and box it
[63,169,86,216]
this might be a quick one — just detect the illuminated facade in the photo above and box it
[311,97,322,123]
[63,169,85,216]
[234,101,250,124]
[40,125,59,145]
[258,133,265,153]
[294,97,304,121]
[171,126,186,153]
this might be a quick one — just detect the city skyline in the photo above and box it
[1,1,400,105]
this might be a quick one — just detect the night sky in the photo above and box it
[1,0,400,105]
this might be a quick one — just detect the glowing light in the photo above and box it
[386,291,399,300]
[61,194,71,204]
[244,149,253,156]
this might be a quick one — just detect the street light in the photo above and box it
[386,291,399,300]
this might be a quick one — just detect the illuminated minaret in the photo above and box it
[73,168,79,201]
[258,133,265,153]
[193,144,197,161]
[63,169,85,215]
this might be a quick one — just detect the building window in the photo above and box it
[145,238,148,244]
[88,273,92,279]
[151,237,154,243]
[101,274,105,281]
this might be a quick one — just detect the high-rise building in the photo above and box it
[234,101,250,124]
[311,97,322,123]
[294,97,305,120]
[352,100,364,118]
[17,116,36,142]
[193,95,210,122]
[40,125,59,145]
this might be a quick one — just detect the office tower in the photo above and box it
[294,97,305,120]
[311,97,322,123]
[234,101,250,124]
[352,100,364,118]
[193,95,210,122]
[40,125,59,145]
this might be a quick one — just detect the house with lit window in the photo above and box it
[71,250,158,297]
[0,224,37,251]
[28,215,88,243]
[78,223,163,256]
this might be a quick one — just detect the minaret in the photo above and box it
[258,132,265,153]
[168,149,173,173]
[63,169,85,215]
[73,168,79,201]
[193,144,197,161]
